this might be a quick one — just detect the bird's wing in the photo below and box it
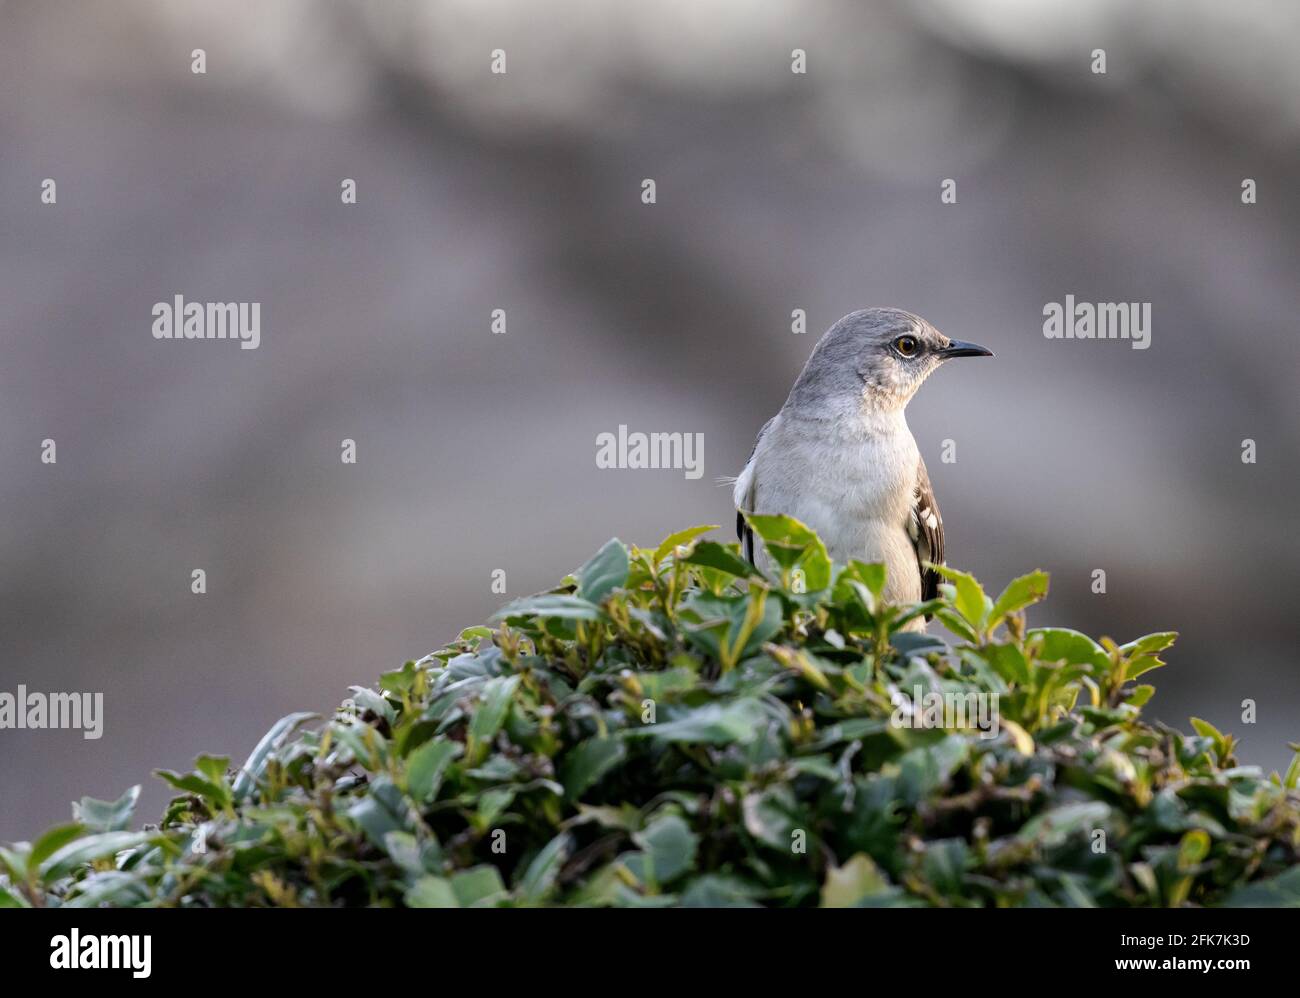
[734,415,777,564]
[909,454,945,603]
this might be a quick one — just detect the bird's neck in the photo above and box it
[856,403,911,440]
[786,395,912,442]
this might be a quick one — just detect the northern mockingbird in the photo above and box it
[733,308,992,614]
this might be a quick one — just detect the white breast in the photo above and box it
[745,412,922,602]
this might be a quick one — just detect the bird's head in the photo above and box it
[787,307,993,416]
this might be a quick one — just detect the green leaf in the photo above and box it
[493,594,602,621]
[821,854,897,908]
[681,541,760,579]
[379,660,420,695]
[896,735,969,803]
[742,785,799,850]
[29,823,87,870]
[723,587,783,667]
[405,739,462,803]
[1283,749,1300,790]
[934,606,978,644]
[154,770,230,807]
[1027,628,1110,673]
[468,675,521,753]
[348,687,396,725]
[1126,684,1157,707]
[744,513,832,589]
[679,590,782,668]
[0,844,30,882]
[0,884,28,908]
[72,786,141,833]
[382,831,425,876]
[232,712,315,801]
[1125,654,1168,680]
[844,560,887,601]
[405,875,458,908]
[1177,829,1210,871]
[1190,716,1224,743]
[631,667,697,702]
[451,866,508,907]
[985,643,1030,685]
[1189,717,1229,761]
[475,787,516,828]
[561,737,627,800]
[679,875,763,908]
[1122,632,1176,681]
[330,721,385,771]
[1001,719,1035,757]
[195,754,230,786]
[1119,632,1178,657]
[519,832,572,903]
[346,776,410,847]
[923,839,970,898]
[1222,867,1300,907]
[1018,802,1110,850]
[936,566,989,632]
[632,814,698,883]
[837,561,889,608]
[63,871,150,908]
[576,538,629,604]
[654,525,718,567]
[39,831,154,882]
[631,698,768,745]
[986,571,1049,632]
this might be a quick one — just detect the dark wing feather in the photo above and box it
[910,455,945,603]
[737,509,754,564]
[737,416,776,565]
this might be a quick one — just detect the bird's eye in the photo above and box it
[894,335,918,357]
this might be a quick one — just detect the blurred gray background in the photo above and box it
[2,0,1298,840]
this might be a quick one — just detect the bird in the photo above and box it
[732,307,992,618]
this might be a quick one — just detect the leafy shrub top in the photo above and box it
[4,517,1299,908]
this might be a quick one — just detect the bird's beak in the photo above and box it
[938,339,994,359]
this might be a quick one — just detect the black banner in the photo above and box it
[3,906,1288,983]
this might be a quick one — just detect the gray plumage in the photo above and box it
[734,307,991,618]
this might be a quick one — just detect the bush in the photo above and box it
[4,518,1300,908]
